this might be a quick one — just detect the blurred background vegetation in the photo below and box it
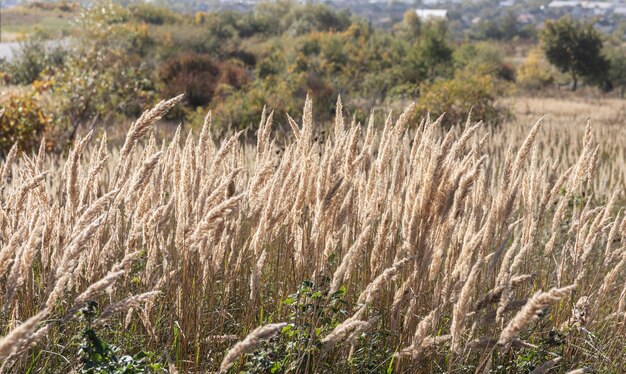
[0,0,625,154]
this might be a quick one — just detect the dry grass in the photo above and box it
[0,5,77,42]
[504,96,626,124]
[495,96,626,202]
[0,96,625,373]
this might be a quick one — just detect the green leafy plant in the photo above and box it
[238,280,394,373]
[77,302,166,374]
[233,280,346,373]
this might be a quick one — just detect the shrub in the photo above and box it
[158,53,249,108]
[211,70,337,131]
[282,4,351,36]
[39,6,157,148]
[159,53,221,108]
[416,69,510,126]
[28,1,78,12]
[128,3,180,25]
[605,44,626,98]
[47,49,156,147]
[0,36,65,85]
[0,91,52,155]
[516,47,556,90]
[454,42,514,81]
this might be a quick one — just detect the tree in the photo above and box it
[393,10,421,40]
[606,45,626,98]
[403,22,453,83]
[499,12,519,40]
[540,17,608,91]
[454,42,503,74]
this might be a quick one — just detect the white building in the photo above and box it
[415,9,448,20]
[548,1,581,8]
[548,1,614,9]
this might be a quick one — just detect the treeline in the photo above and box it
[0,1,625,154]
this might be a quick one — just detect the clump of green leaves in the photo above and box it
[77,301,166,374]
[240,280,347,373]
[239,280,394,373]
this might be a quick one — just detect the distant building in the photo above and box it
[586,3,613,16]
[548,1,613,9]
[415,9,448,20]
[499,0,515,7]
[580,2,612,10]
[548,1,580,8]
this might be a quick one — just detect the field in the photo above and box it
[0,94,625,373]
[1,2,626,372]
[0,4,77,42]
[497,96,626,202]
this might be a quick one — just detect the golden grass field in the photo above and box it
[499,96,626,202]
[0,95,625,373]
